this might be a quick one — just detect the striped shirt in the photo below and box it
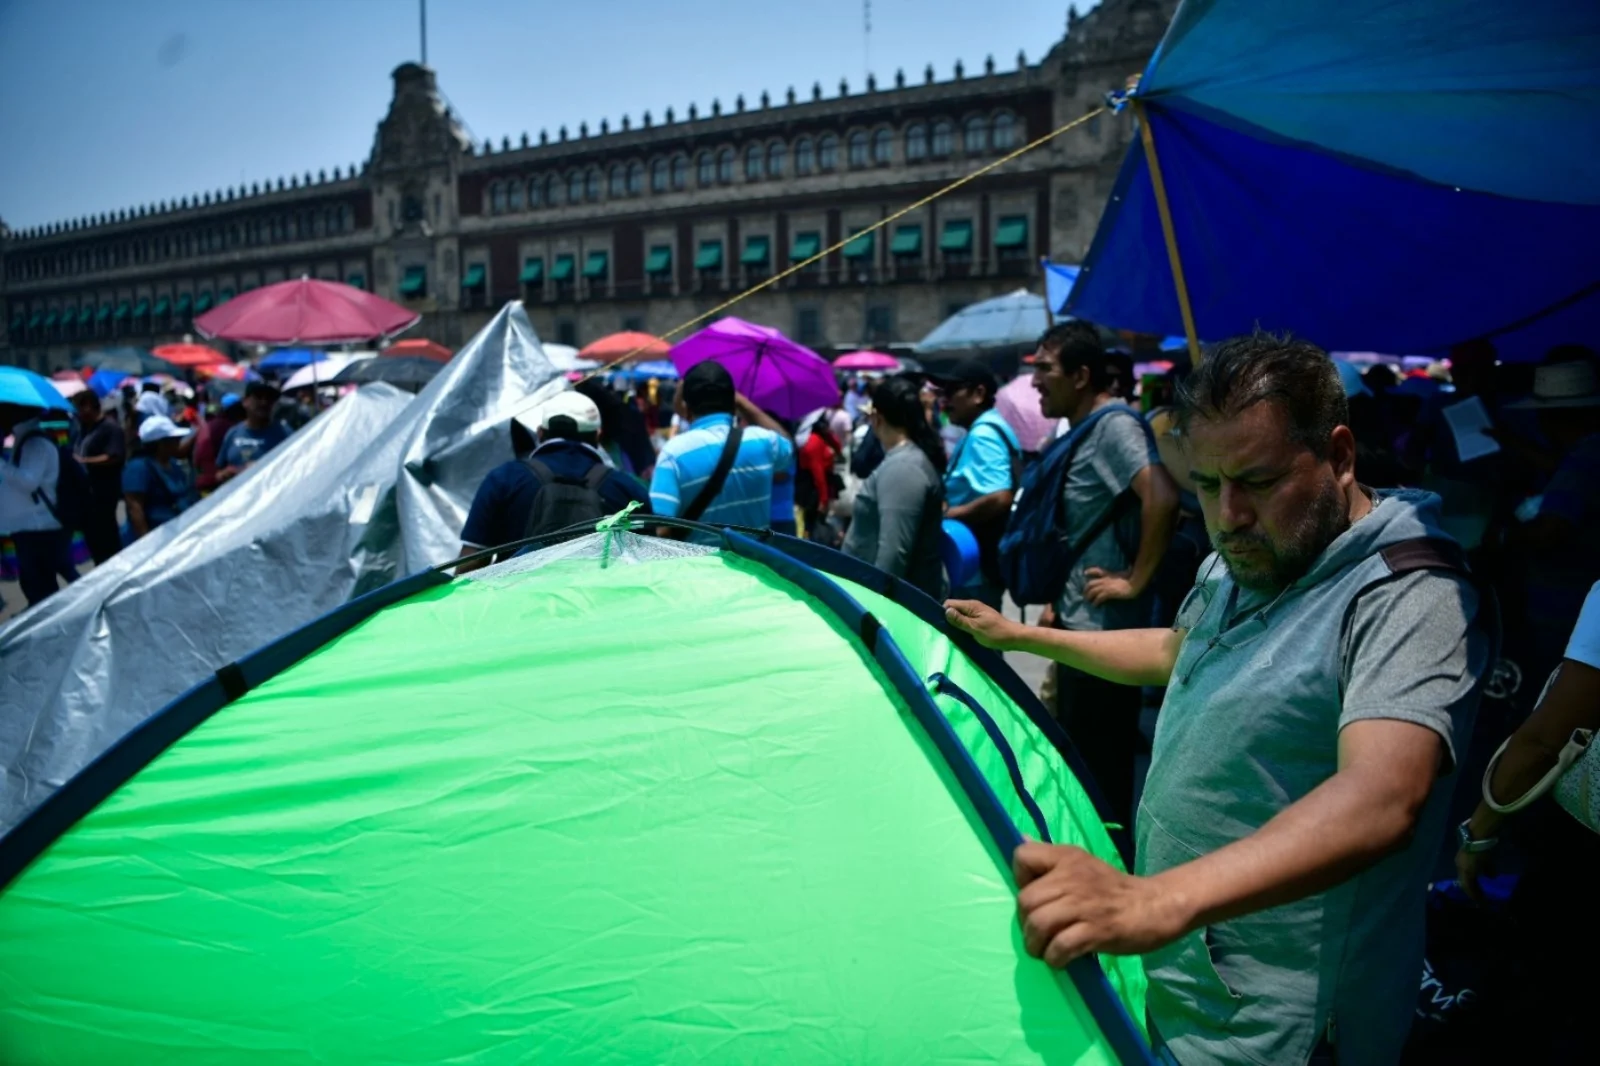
[650,413,794,532]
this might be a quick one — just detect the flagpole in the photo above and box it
[1132,100,1201,365]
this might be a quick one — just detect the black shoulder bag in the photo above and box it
[681,425,744,522]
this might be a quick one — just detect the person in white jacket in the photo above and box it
[0,405,76,607]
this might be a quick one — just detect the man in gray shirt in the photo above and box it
[948,332,1489,1065]
[1031,321,1178,825]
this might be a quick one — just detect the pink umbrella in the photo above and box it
[194,277,419,346]
[996,373,1056,452]
[832,350,901,371]
[670,317,838,422]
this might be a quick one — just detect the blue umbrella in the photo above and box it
[914,289,1064,354]
[71,347,175,376]
[616,359,680,381]
[0,366,73,412]
[258,348,327,371]
[87,369,134,398]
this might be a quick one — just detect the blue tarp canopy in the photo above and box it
[1067,0,1600,361]
[1043,261,1080,316]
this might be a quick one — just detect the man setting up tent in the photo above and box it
[948,332,1492,1065]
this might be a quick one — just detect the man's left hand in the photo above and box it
[1083,567,1139,605]
[1014,842,1188,966]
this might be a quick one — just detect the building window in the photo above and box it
[695,239,724,287]
[626,162,643,195]
[864,305,893,345]
[817,133,839,171]
[697,151,716,187]
[994,215,1030,273]
[963,115,989,155]
[745,144,764,181]
[872,127,892,165]
[527,177,542,208]
[651,158,669,193]
[609,165,626,198]
[767,141,786,177]
[847,131,869,168]
[556,319,578,346]
[568,170,584,203]
[992,111,1018,151]
[671,154,689,190]
[507,180,524,211]
[795,137,815,175]
[645,244,673,294]
[795,307,821,347]
[717,147,734,184]
[546,174,561,206]
[585,167,601,201]
[931,120,954,158]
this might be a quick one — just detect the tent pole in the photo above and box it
[1132,101,1202,365]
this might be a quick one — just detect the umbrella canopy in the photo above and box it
[832,350,901,371]
[281,354,369,392]
[258,348,327,372]
[539,343,599,373]
[381,338,453,362]
[614,359,679,381]
[0,367,73,412]
[194,277,420,346]
[70,347,174,376]
[49,370,81,382]
[195,362,255,382]
[152,343,232,368]
[995,373,1056,452]
[1067,0,1600,359]
[580,330,671,364]
[671,317,836,421]
[914,290,1061,354]
[331,355,444,393]
[50,377,88,399]
[85,369,133,398]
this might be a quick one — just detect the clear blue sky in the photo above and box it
[0,0,1088,230]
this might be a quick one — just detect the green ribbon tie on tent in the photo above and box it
[113,302,131,320]
[939,219,974,252]
[842,230,875,259]
[399,267,427,296]
[518,259,543,284]
[133,298,150,317]
[462,265,486,288]
[582,251,608,279]
[994,216,1029,249]
[891,224,923,255]
[694,241,723,270]
[193,293,213,313]
[739,236,770,266]
[550,255,575,281]
[790,232,821,262]
[152,297,170,317]
[644,246,672,275]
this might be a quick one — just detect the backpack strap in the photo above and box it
[9,429,63,521]
[682,425,744,523]
[582,463,610,491]
[522,458,555,484]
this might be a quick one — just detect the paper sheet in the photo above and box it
[1441,395,1501,463]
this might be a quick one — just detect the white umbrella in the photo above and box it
[51,377,88,399]
[541,343,601,373]
[281,353,373,392]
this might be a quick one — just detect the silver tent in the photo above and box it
[0,303,562,832]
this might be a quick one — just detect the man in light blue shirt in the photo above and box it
[651,361,794,536]
[933,359,1020,606]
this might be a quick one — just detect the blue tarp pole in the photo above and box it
[1132,100,1202,365]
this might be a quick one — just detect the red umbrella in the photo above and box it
[381,338,453,362]
[194,277,419,346]
[580,331,670,363]
[152,343,232,368]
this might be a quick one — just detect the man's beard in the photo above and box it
[1212,483,1349,594]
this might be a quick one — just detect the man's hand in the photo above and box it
[944,599,1021,650]
[1453,846,1494,905]
[1014,842,1189,966]
[1083,567,1139,605]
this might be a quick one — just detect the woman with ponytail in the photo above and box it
[842,374,947,597]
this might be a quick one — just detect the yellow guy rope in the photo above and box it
[578,105,1109,381]
[1131,100,1201,366]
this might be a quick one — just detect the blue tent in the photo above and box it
[1067,0,1600,361]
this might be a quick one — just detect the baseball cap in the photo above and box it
[681,360,736,413]
[245,381,281,401]
[515,390,602,435]
[220,393,242,410]
[137,415,192,444]
[926,358,999,396]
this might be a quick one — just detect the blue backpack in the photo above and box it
[997,405,1150,606]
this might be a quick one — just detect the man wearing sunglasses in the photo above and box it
[948,331,1490,1066]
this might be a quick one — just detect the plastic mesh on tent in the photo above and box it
[0,530,1152,1064]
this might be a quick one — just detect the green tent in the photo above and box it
[0,524,1152,1065]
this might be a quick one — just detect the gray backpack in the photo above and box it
[521,459,610,540]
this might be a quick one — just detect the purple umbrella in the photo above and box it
[670,317,838,422]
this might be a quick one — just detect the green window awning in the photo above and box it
[694,241,723,270]
[26,311,43,328]
[97,304,113,322]
[842,230,875,260]
[462,264,486,288]
[113,302,131,320]
[789,232,821,262]
[518,259,543,284]
[939,219,973,252]
[152,297,171,316]
[582,251,609,279]
[346,274,365,290]
[739,236,771,266]
[43,310,59,328]
[174,293,192,316]
[890,224,923,255]
[550,254,575,281]
[133,298,150,317]
[219,287,235,302]
[399,266,427,296]
[644,246,672,275]
[193,292,213,313]
[78,305,95,325]
[994,216,1029,249]
[8,312,22,329]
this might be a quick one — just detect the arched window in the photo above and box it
[872,127,893,165]
[847,131,869,168]
[795,136,815,175]
[697,151,716,187]
[626,162,643,195]
[817,133,839,171]
[651,158,669,193]
[527,177,542,208]
[568,170,584,203]
[767,140,786,177]
[609,165,626,198]
[992,111,1018,151]
[585,167,601,201]
[490,182,507,214]
[963,115,988,154]
[745,144,764,181]
[905,123,928,161]
[671,154,689,190]
[546,174,561,206]
[717,147,734,184]
[508,179,524,211]
[931,120,954,158]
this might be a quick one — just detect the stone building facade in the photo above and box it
[0,1,1174,371]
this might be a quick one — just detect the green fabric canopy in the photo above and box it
[550,254,575,281]
[113,302,131,320]
[582,251,608,279]
[346,274,366,290]
[0,530,1150,1065]
[842,230,875,259]
[96,304,113,322]
[42,310,58,328]
[790,232,821,261]
[994,216,1029,249]
[219,287,236,303]
[940,219,974,252]
[399,267,427,296]
[891,224,923,255]
[694,241,723,270]
[174,294,193,316]
[739,235,771,265]
[462,264,486,288]
[152,297,171,317]
[193,292,213,313]
[78,306,95,325]
[644,246,672,274]
[133,298,150,317]
[518,259,543,284]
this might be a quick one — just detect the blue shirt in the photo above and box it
[217,421,290,470]
[461,440,651,549]
[650,414,795,531]
[770,453,797,526]
[944,408,1019,507]
[121,455,196,528]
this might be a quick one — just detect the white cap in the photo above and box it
[137,414,192,444]
[515,390,602,435]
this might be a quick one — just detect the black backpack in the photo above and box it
[9,428,92,534]
[521,458,610,541]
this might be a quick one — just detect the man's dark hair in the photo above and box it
[542,414,598,445]
[1037,320,1110,391]
[141,381,159,394]
[1176,330,1347,455]
[681,360,735,416]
